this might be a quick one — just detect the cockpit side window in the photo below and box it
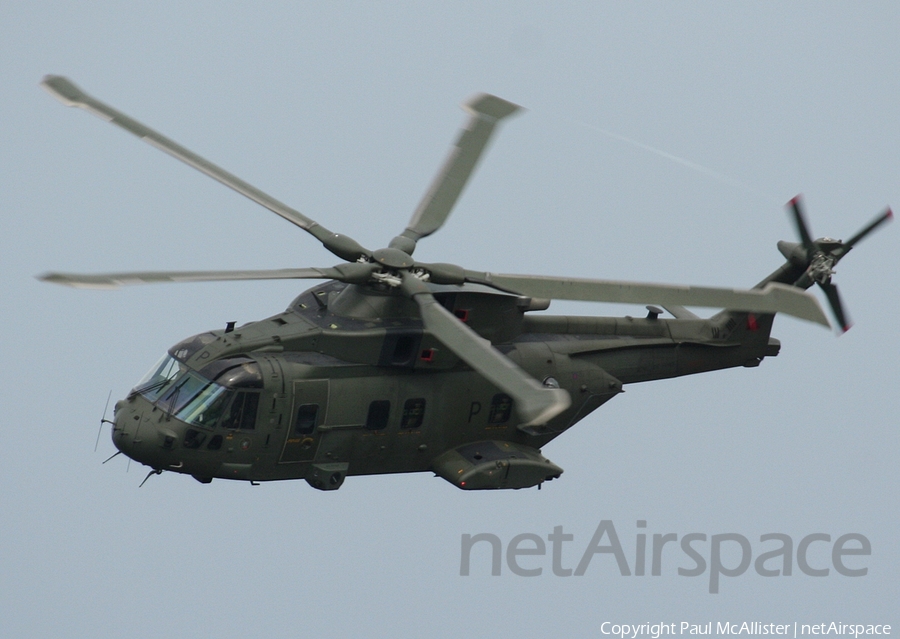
[239,393,260,430]
[220,391,260,430]
[175,384,231,427]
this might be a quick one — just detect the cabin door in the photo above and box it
[279,379,329,463]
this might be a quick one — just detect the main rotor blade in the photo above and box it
[788,195,818,258]
[38,267,345,289]
[465,272,831,328]
[391,94,521,253]
[400,273,570,426]
[41,75,369,262]
[834,208,893,259]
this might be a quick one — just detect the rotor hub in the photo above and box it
[372,247,415,270]
[807,253,836,285]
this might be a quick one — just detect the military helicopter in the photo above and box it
[40,76,891,491]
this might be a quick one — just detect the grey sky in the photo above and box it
[1,3,897,637]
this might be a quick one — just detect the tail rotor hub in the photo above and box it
[807,252,836,285]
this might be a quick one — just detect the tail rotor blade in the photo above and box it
[835,208,893,259]
[820,281,851,332]
[788,195,818,258]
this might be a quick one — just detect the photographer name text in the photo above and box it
[599,623,890,639]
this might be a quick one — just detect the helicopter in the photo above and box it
[39,76,891,491]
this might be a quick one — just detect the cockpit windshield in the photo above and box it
[158,373,209,416]
[132,354,184,402]
[132,354,262,430]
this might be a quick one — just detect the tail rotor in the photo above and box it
[783,195,892,332]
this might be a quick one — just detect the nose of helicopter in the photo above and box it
[111,396,180,472]
[111,397,154,465]
[111,399,136,456]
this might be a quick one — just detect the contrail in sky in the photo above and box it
[573,119,780,206]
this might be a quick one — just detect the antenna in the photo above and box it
[139,469,162,487]
[95,390,113,452]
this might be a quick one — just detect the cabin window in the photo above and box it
[295,404,319,435]
[488,394,513,424]
[401,398,425,429]
[220,391,260,430]
[366,400,391,431]
[207,435,223,450]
